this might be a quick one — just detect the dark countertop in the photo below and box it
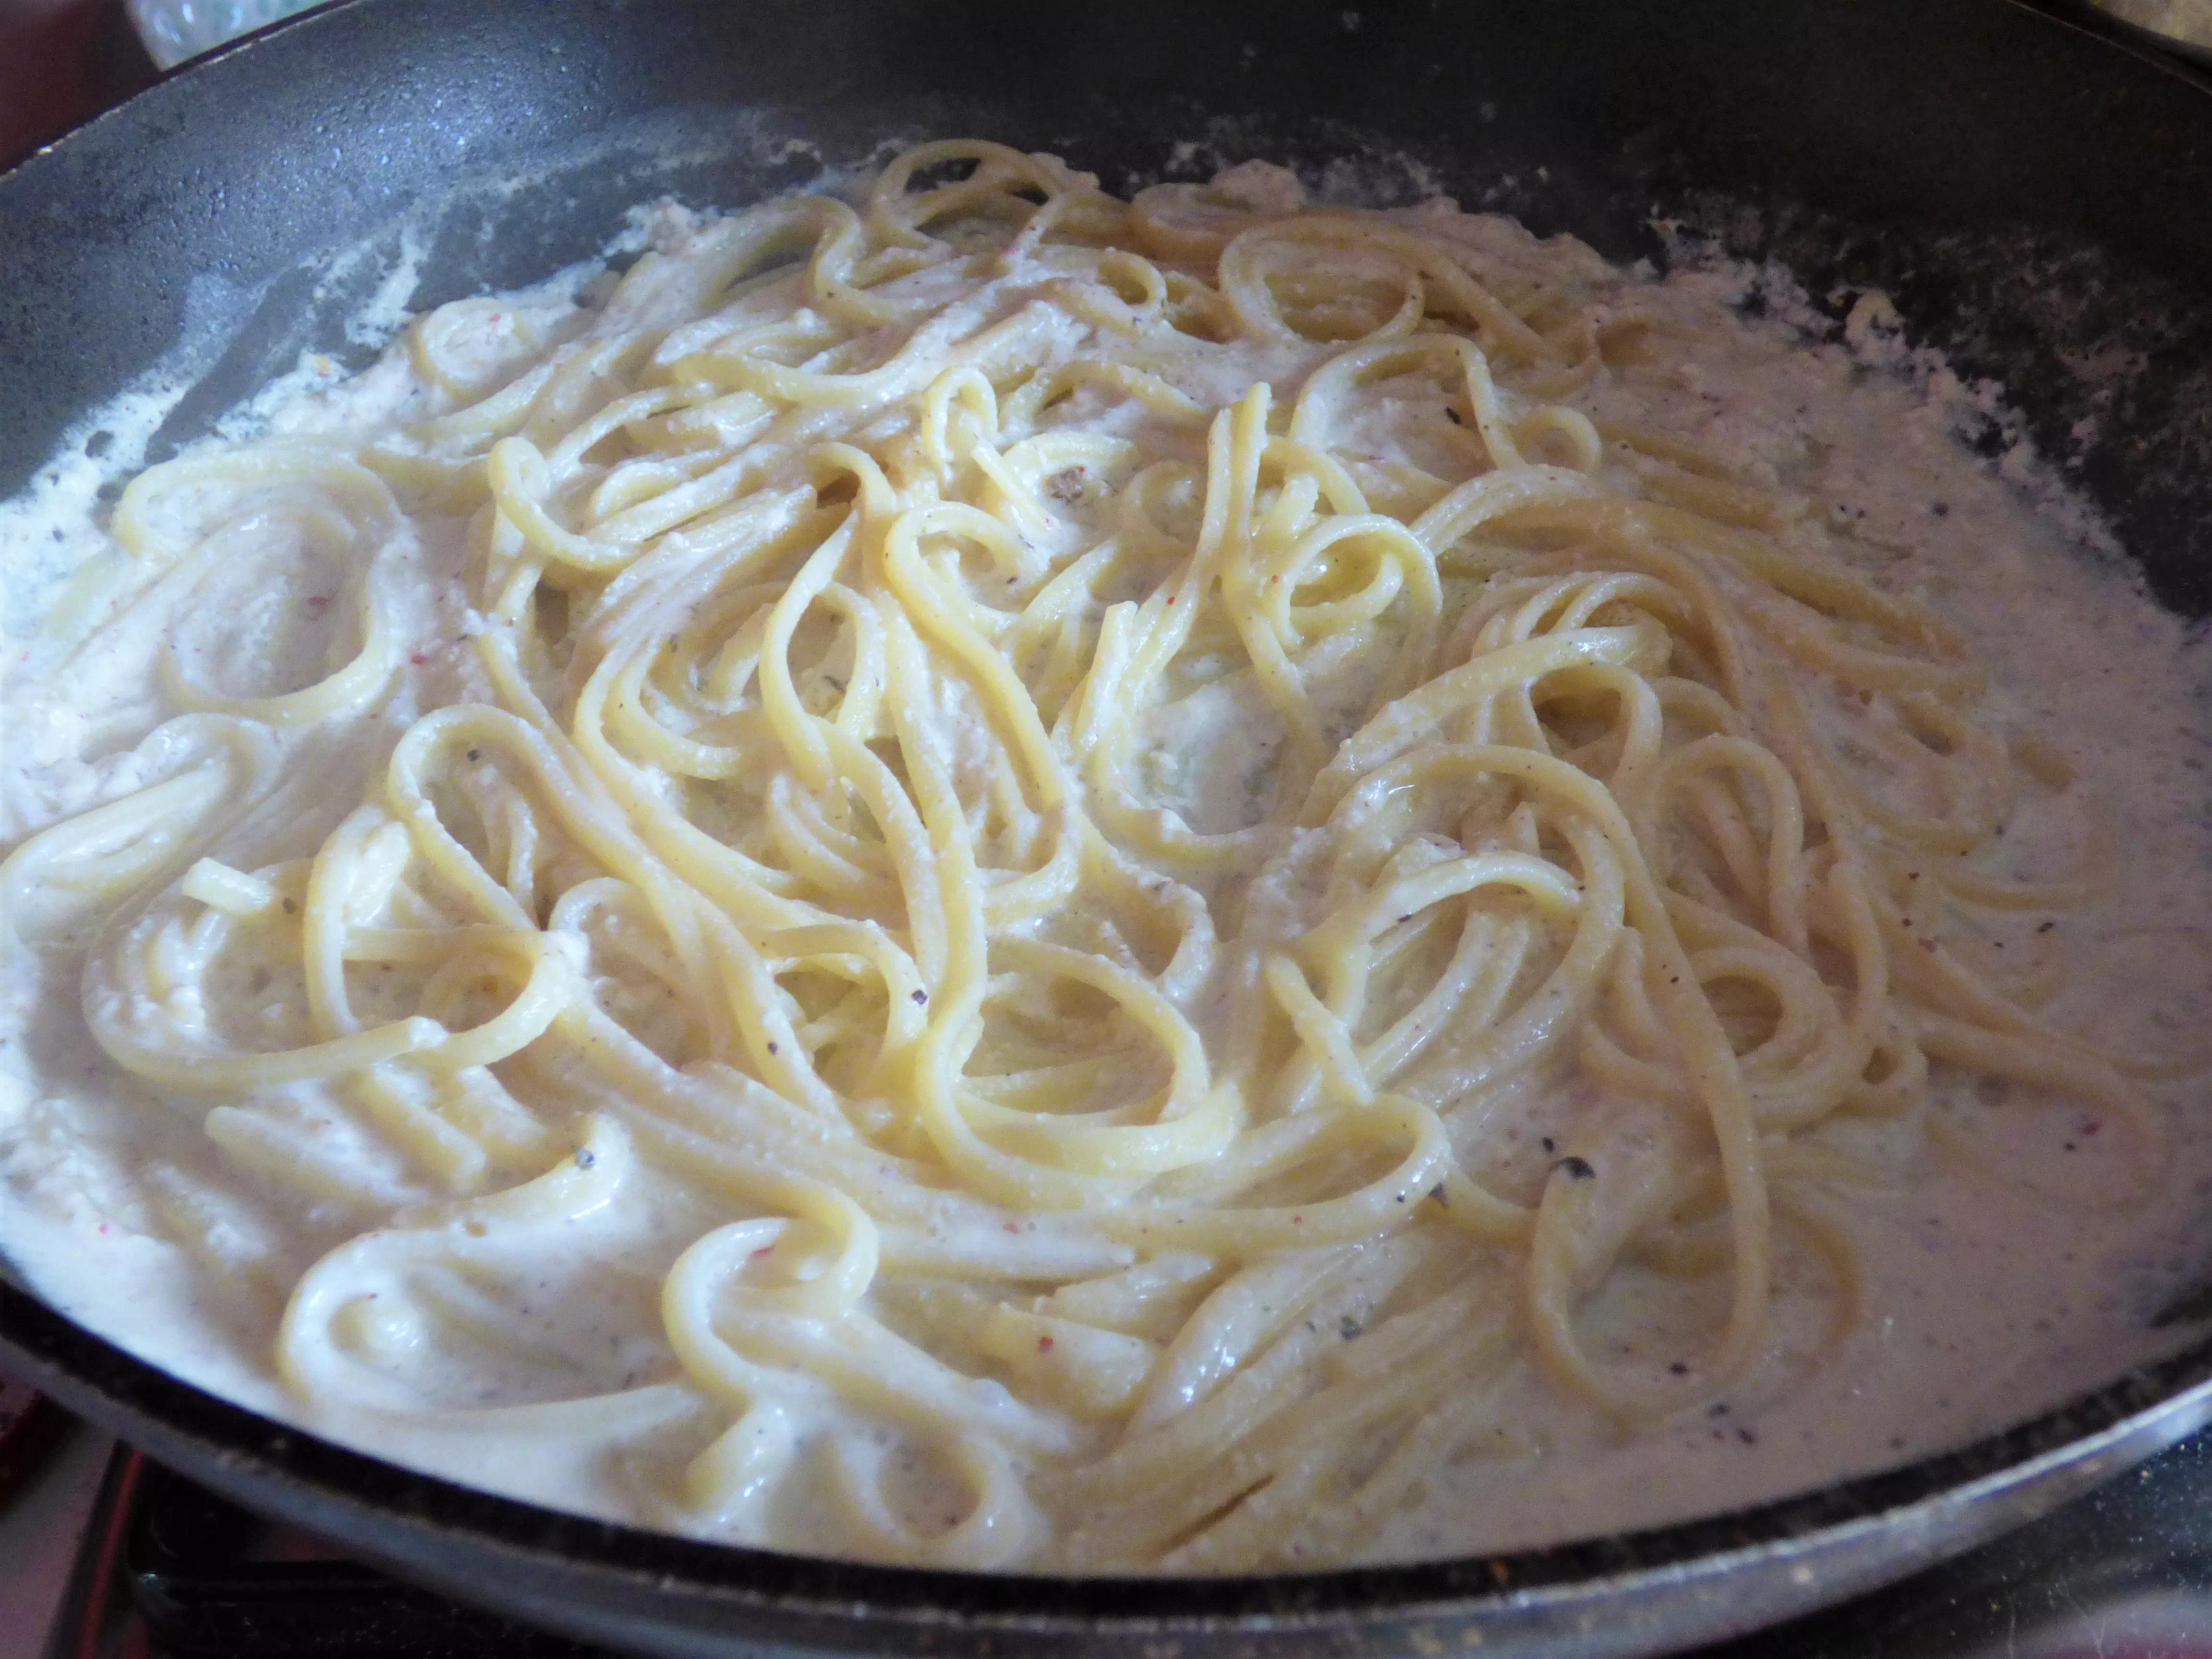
[0,0,156,168]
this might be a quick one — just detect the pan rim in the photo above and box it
[8,1277,2212,1624]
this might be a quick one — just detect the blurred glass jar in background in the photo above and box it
[124,0,322,68]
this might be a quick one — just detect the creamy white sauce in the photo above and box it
[2,168,2210,1568]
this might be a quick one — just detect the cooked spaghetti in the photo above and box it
[2,141,2206,1571]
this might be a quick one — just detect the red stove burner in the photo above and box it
[0,1376,66,1503]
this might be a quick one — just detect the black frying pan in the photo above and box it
[3,2,2211,1652]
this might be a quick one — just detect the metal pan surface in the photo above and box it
[2,1,2210,1652]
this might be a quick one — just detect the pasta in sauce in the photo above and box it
[3,141,2210,1571]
